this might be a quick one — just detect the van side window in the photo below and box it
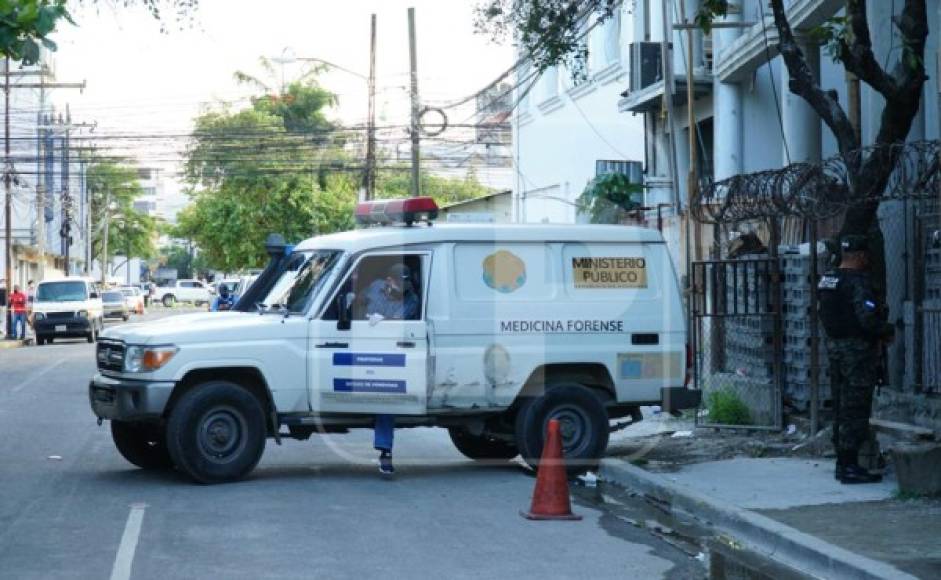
[324,254,423,321]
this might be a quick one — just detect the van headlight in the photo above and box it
[77,310,89,318]
[34,312,45,321]
[125,345,178,373]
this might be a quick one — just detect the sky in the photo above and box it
[50,0,515,182]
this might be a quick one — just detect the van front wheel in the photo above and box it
[165,381,267,484]
[111,421,173,470]
[515,384,609,476]
[448,427,519,461]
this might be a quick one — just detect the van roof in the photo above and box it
[294,224,663,253]
[37,277,95,285]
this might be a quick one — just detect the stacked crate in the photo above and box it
[721,256,776,380]
[781,253,831,411]
[927,247,941,301]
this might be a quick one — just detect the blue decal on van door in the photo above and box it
[333,353,406,367]
[334,379,407,393]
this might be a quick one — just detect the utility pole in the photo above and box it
[62,107,72,274]
[679,0,700,264]
[2,60,84,335]
[408,7,421,198]
[364,13,378,201]
[4,57,12,337]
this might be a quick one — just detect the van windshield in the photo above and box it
[37,282,87,302]
[261,250,340,313]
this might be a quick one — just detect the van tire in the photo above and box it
[165,381,266,484]
[448,427,519,461]
[162,295,175,307]
[111,421,174,470]
[515,384,609,476]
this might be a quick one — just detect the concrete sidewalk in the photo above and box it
[601,456,938,579]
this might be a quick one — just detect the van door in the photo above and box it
[310,251,430,415]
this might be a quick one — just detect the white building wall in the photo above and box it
[513,4,645,224]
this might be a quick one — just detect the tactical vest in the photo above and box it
[817,270,864,339]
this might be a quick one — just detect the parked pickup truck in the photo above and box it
[155,279,211,307]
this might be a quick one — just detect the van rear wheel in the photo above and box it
[165,381,266,484]
[111,421,173,470]
[448,428,519,461]
[515,384,609,476]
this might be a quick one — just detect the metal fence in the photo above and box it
[690,258,783,430]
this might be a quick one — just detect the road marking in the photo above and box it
[11,358,70,393]
[110,503,147,580]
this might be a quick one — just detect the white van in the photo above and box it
[33,277,105,345]
[89,199,696,483]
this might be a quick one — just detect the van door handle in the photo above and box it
[396,341,416,348]
[315,342,349,349]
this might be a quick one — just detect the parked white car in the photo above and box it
[155,279,211,307]
[89,198,695,484]
[119,286,145,314]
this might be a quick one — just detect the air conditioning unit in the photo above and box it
[629,42,662,92]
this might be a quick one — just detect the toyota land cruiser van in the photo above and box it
[89,198,698,483]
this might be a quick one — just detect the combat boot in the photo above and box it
[837,452,882,484]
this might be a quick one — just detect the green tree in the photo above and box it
[0,1,198,64]
[87,160,158,278]
[179,77,355,271]
[375,169,493,207]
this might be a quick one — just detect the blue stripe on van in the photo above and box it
[333,379,407,393]
[332,353,406,367]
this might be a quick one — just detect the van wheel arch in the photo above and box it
[514,363,616,407]
[166,367,277,436]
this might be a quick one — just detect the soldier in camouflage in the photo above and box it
[817,235,894,484]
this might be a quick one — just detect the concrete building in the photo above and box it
[440,190,512,223]
[0,56,90,288]
[512,3,645,225]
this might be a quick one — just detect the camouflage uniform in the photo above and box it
[817,268,891,455]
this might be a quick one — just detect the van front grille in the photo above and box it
[96,341,125,372]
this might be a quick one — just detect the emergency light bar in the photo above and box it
[355,197,439,227]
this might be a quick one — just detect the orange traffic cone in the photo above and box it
[520,418,582,521]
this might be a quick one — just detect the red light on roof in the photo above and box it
[355,197,439,227]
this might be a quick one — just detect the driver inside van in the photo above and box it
[362,263,419,321]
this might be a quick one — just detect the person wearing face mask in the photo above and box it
[361,263,419,475]
[362,263,419,322]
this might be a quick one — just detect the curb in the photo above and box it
[600,458,917,580]
[0,339,24,350]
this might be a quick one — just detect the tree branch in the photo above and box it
[769,0,858,156]
[837,0,899,100]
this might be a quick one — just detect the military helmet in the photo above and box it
[840,234,868,253]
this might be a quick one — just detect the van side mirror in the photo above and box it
[337,293,351,331]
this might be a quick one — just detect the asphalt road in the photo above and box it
[0,309,705,580]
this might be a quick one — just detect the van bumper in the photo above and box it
[660,387,702,413]
[89,373,175,421]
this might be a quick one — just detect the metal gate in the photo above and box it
[915,201,941,394]
[690,258,783,429]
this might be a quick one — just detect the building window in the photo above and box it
[538,66,559,102]
[590,9,621,71]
